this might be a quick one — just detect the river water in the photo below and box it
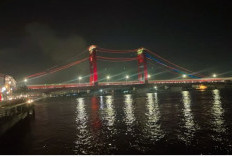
[1,89,232,154]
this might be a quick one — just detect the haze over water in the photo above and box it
[1,89,232,154]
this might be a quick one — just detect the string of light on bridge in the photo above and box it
[24,46,209,85]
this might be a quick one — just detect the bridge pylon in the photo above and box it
[137,47,148,84]
[89,45,98,86]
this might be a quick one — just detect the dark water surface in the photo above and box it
[1,89,232,154]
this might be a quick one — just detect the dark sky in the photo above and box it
[0,0,231,83]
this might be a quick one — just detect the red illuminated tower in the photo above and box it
[137,48,148,84]
[89,45,98,86]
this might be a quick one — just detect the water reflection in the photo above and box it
[180,91,196,144]
[100,95,116,127]
[144,93,164,141]
[75,98,92,154]
[91,97,101,130]
[211,89,226,141]
[124,94,135,127]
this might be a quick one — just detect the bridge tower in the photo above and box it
[89,45,98,86]
[137,48,148,84]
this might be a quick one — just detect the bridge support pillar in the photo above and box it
[89,45,98,86]
[137,48,148,84]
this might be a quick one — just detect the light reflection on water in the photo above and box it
[2,90,232,154]
[144,93,164,141]
[75,97,92,154]
[180,91,197,144]
[123,94,136,127]
[211,89,226,141]
[103,95,115,127]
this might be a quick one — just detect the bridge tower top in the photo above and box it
[88,45,97,54]
[88,45,98,86]
[137,47,148,84]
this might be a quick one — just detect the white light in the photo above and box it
[27,99,33,104]
[100,89,103,92]
[78,76,82,80]
[182,74,187,78]
[24,78,28,82]
[126,75,129,79]
[106,75,110,80]
[213,74,217,78]
[9,81,12,85]
[1,87,6,92]
[154,86,157,89]
[148,74,151,78]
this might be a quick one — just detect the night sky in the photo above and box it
[0,0,231,83]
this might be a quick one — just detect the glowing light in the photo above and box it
[126,75,129,79]
[154,86,158,90]
[100,89,103,92]
[27,99,33,104]
[1,87,6,92]
[88,45,97,54]
[198,84,207,90]
[78,76,82,80]
[137,47,144,55]
[213,74,217,78]
[106,75,110,80]
[148,74,151,78]
[24,78,28,82]
[182,74,187,78]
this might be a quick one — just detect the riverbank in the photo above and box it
[0,99,34,136]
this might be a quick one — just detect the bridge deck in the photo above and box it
[26,78,232,90]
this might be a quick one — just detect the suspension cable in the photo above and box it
[145,53,200,78]
[26,57,88,79]
[97,47,137,53]
[97,56,137,60]
[145,48,205,77]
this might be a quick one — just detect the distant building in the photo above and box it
[0,74,16,101]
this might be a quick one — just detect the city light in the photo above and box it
[182,74,187,78]
[24,78,28,82]
[154,86,157,90]
[106,75,110,80]
[100,89,103,92]
[125,75,129,84]
[1,87,6,92]
[78,76,82,84]
[212,74,217,78]
[27,99,34,104]
[148,74,151,79]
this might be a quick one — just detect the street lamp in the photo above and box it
[148,74,151,79]
[182,74,187,79]
[212,74,217,78]
[24,78,28,83]
[106,75,110,83]
[126,75,129,84]
[78,76,82,84]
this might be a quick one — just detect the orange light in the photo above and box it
[199,84,207,90]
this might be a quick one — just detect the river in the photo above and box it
[1,89,232,154]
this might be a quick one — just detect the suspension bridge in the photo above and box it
[25,45,231,90]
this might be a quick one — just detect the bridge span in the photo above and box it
[27,77,232,90]
[23,46,232,92]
